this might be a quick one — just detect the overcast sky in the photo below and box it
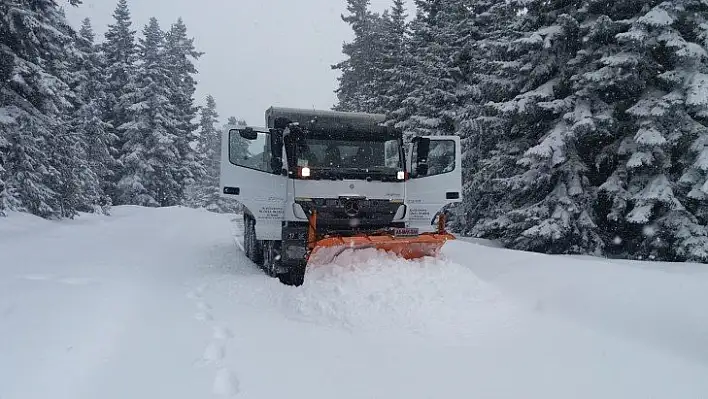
[64,0,414,126]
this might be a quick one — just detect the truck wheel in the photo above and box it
[262,240,282,277]
[278,262,306,286]
[244,216,263,266]
[243,216,253,260]
[252,233,263,267]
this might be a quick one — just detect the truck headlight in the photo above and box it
[397,171,405,180]
[300,167,311,178]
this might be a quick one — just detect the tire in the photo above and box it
[243,215,253,260]
[278,261,306,286]
[262,240,282,277]
[244,216,263,265]
[251,221,263,267]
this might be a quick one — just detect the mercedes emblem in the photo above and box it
[344,199,360,217]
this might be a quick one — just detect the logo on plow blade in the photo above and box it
[343,199,360,217]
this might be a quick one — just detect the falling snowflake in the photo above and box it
[643,224,657,237]
[613,236,623,245]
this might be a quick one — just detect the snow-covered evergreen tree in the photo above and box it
[448,0,527,233]
[333,0,390,113]
[165,18,204,202]
[117,17,182,207]
[189,95,240,213]
[473,2,607,255]
[594,0,708,261]
[102,0,137,204]
[69,18,118,213]
[377,0,410,118]
[466,0,708,261]
[392,0,470,140]
[0,0,88,218]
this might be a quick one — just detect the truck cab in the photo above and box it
[220,107,462,285]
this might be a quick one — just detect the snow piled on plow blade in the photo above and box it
[279,247,525,344]
[306,233,455,266]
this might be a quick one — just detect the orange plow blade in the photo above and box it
[306,232,456,266]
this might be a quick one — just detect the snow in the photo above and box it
[2,206,708,399]
[694,147,708,171]
[627,150,654,168]
[675,42,708,60]
[601,53,640,67]
[686,73,708,107]
[637,7,674,27]
[523,121,568,166]
[634,125,667,146]
[582,66,614,83]
[0,107,19,125]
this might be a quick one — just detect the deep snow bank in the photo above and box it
[443,240,708,365]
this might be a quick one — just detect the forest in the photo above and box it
[334,0,708,262]
[2,0,708,263]
[0,0,242,220]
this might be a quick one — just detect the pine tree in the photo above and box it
[332,0,389,113]
[117,17,181,207]
[70,18,117,213]
[190,95,240,213]
[378,0,410,117]
[594,0,708,261]
[447,0,527,232]
[0,0,86,218]
[471,1,608,255]
[165,18,204,202]
[392,0,469,140]
[103,0,137,204]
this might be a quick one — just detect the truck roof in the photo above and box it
[265,106,399,137]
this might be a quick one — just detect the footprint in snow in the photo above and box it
[196,301,212,311]
[195,283,208,295]
[187,283,209,300]
[213,326,234,340]
[195,311,213,322]
[203,342,225,362]
[213,368,240,397]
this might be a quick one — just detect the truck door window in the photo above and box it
[427,140,455,176]
[229,130,272,173]
[412,139,456,178]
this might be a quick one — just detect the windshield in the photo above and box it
[295,138,402,171]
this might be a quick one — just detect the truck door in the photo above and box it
[220,126,286,240]
[405,135,462,233]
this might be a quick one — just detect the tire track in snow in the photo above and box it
[186,281,240,396]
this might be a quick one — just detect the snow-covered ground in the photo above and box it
[1,206,707,399]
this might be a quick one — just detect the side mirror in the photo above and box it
[234,127,257,140]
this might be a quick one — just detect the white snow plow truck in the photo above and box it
[220,107,462,286]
